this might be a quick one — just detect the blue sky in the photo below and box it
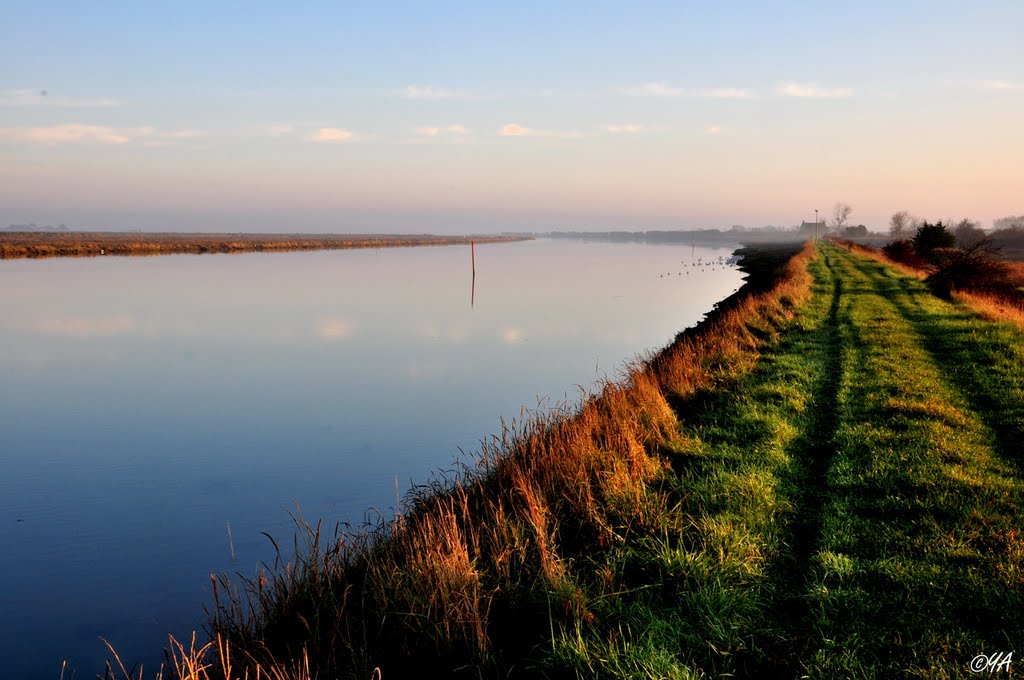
[1,1,1022,232]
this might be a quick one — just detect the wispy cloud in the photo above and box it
[0,124,207,146]
[620,82,683,97]
[981,80,1022,91]
[398,85,476,101]
[415,124,470,137]
[602,124,645,134]
[695,87,753,99]
[500,123,582,139]
[619,82,753,99]
[156,129,207,140]
[140,129,209,148]
[258,123,296,138]
[779,82,853,98]
[309,127,354,142]
[518,88,596,99]
[0,89,119,109]
[14,124,132,145]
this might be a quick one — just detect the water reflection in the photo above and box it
[0,238,743,678]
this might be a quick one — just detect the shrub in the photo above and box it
[925,237,1016,299]
[882,239,923,267]
[912,221,955,262]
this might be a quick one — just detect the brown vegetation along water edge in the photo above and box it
[0,232,529,259]
[95,241,814,679]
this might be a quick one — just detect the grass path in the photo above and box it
[552,243,1024,678]
[801,248,1024,677]
[679,245,1024,680]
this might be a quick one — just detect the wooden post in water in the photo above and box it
[471,240,476,276]
[471,240,476,308]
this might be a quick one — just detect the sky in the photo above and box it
[1,1,1022,233]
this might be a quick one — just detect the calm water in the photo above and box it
[0,238,743,677]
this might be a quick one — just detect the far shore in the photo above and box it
[0,232,529,259]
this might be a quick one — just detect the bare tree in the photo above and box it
[889,210,913,238]
[953,218,986,247]
[993,215,1024,232]
[831,202,853,231]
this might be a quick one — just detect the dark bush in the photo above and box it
[883,239,923,267]
[925,237,1016,299]
[912,221,956,262]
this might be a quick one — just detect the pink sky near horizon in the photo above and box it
[2,2,1022,233]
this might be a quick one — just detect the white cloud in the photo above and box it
[779,82,853,98]
[310,127,354,142]
[158,129,207,140]
[619,83,753,99]
[0,89,119,108]
[0,124,208,146]
[2,124,131,145]
[519,88,595,99]
[416,124,470,137]
[398,85,473,101]
[696,88,753,99]
[602,124,645,134]
[620,81,683,97]
[500,123,582,139]
[982,80,1022,91]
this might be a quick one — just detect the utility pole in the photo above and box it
[815,209,819,241]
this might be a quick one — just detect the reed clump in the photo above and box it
[103,241,816,679]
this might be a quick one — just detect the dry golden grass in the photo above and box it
[101,241,818,679]
[951,290,1024,325]
[0,232,526,259]
[96,633,325,680]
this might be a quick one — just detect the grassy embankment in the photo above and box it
[843,238,1024,327]
[109,242,1024,679]
[0,232,526,259]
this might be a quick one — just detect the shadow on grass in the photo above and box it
[850,256,1024,475]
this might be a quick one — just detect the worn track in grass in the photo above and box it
[646,244,1024,678]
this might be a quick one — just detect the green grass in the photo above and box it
[803,248,1024,678]
[541,243,1024,678]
